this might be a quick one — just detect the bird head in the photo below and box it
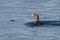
[31,13,36,17]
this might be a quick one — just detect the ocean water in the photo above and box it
[0,0,60,40]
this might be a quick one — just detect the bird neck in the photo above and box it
[34,15,39,21]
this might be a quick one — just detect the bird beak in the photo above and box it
[31,14,35,16]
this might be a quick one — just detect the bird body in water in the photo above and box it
[31,13,41,26]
